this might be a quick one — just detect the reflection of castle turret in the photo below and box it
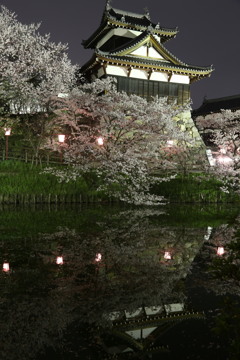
[100,304,204,357]
[93,225,211,357]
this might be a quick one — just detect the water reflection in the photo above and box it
[0,205,239,359]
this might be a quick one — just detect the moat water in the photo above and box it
[1,204,240,360]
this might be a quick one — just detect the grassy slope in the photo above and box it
[0,160,87,195]
[0,160,239,203]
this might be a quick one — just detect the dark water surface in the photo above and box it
[1,204,240,360]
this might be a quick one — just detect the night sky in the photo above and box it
[1,0,240,108]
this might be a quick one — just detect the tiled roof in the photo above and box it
[102,30,188,67]
[192,95,240,117]
[95,52,213,74]
[82,6,177,49]
[106,30,149,54]
[108,7,152,26]
[107,7,177,34]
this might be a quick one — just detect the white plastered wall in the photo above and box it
[150,71,168,82]
[105,65,128,77]
[131,45,164,59]
[148,46,163,59]
[170,74,190,84]
[130,69,148,79]
[131,45,147,57]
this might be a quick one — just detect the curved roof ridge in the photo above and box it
[95,52,213,72]
[96,31,213,72]
[111,7,146,19]
[159,42,188,67]
[107,14,178,35]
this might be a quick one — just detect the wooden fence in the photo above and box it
[1,147,64,165]
[0,193,114,205]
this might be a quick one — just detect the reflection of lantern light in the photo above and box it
[95,253,102,262]
[217,247,225,256]
[58,134,65,143]
[3,262,10,272]
[96,137,104,146]
[164,251,171,260]
[5,128,11,136]
[56,256,63,265]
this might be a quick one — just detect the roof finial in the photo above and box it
[144,7,150,20]
[105,0,112,10]
[155,22,160,30]
[147,25,153,33]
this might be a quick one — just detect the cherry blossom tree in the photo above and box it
[0,6,76,161]
[196,109,240,194]
[45,77,204,204]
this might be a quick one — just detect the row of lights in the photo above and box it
[2,248,225,273]
[3,131,233,166]
[3,130,104,162]
[163,247,225,261]
[2,253,103,273]
[58,135,104,146]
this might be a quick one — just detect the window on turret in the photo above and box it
[115,76,190,104]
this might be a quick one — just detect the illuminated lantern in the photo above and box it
[95,253,102,262]
[56,256,64,265]
[217,247,225,256]
[164,251,171,260]
[58,134,65,143]
[3,262,10,272]
[5,128,11,136]
[96,137,104,146]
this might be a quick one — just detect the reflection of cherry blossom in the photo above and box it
[0,207,212,359]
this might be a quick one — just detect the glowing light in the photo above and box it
[4,128,11,136]
[164,251,171,260]
[167,140,174,147]
[220,148,227,154]
[95,253,102,262]
[56,256,64,265]
[3,262,10,272]
[58,134,65,143]
[217,155,233,165]
[96,137,104,146]
[217,247,225,256]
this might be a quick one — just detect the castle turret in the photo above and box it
[81,2,213,105]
